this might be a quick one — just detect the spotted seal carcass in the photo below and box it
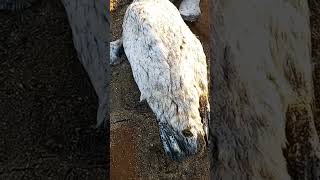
[111,0,209,160]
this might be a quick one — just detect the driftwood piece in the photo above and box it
[209,0,320,179]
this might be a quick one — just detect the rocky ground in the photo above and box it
[0,0,107,179]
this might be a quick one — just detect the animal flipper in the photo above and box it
[110,38,125,65]
[179,0,201,22]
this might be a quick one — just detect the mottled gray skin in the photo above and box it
[0,0,109,128]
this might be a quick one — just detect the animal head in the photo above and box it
[149,94,209,161]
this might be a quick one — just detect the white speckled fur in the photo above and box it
[122,0,209,138]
